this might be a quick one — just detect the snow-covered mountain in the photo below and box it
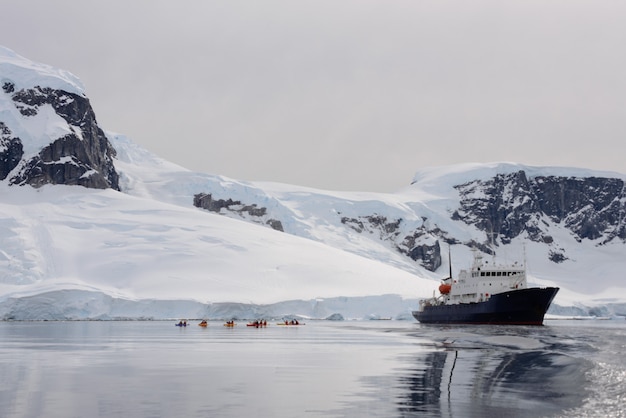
[0,47,118,190]
[1,46,625,320]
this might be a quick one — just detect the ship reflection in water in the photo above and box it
[376,325,594,418]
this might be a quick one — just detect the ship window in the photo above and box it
[497,272,501,277]
[481,272,485,277]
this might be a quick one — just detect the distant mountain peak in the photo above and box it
[0,47,118,189]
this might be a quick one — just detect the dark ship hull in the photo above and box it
[412,287,559,325]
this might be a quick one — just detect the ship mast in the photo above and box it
[443,245,452,283]
[448,245,452,280]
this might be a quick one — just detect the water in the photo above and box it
[0,320,624,418]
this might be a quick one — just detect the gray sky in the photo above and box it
[2,1,625,191]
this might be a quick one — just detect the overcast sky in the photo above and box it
[2,1,625,191]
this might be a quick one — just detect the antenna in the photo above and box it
[488,226,496,261]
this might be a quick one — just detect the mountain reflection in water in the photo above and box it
[395,348,589,417]
[389,324,595,418]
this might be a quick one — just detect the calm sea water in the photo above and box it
[0,319,624,417]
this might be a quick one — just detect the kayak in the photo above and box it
[223,323,236,327]
[175,323,188,327]
[277,323,305,326]
[246,323,267,327]
[198,323,208,327]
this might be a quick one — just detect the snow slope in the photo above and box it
[0,46,84,95]
[1,46,625,320]
[111,131,626,308]
[0,179,433,301]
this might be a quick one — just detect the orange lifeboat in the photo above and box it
[438,283,452,294]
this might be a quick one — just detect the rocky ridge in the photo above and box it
[451,171,626,262]
[192,169,626,273]
[193,192,284,231]
[0,50,119,190]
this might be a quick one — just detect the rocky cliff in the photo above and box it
[0,47,119,190]
[343,171,625,269]
[193,192,284,231]
[1,82,119,190]
[451,171,626,261]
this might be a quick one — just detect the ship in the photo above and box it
[412,250,559,325]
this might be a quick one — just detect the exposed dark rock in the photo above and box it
[549,251,567,263]
[194,193,239,213]
[4,86,119,190]
[365,215,402,234]
[398,232,442,272]
[407,241,441,271]
[341,217,365,233]
[464,240,494,256]
[342,214,443,271]
[341,215,401,238]
[0,122,22,180]
[266,219,284,231]
[452,171,626,245]
[194,193,284,232]
[2,80,14,94]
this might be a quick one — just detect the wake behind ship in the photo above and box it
[413,251,559,325]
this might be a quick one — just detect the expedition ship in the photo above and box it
[412,251,559,325]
